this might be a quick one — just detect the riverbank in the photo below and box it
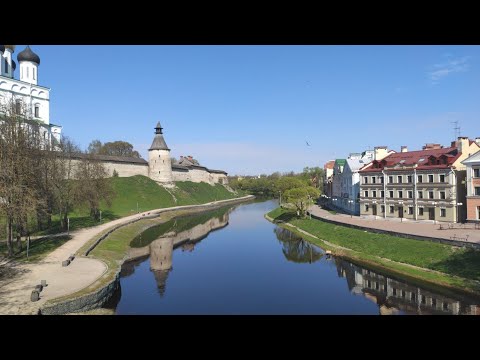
[265,207,480,298]
[38,195,255,315]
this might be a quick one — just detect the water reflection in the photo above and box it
[274,227,323,264]
[334,258,480,315]
[124,206,231,296]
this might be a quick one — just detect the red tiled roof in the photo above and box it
[324,160,335,170]
[359,146,460,172]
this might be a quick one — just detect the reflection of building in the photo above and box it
[125,210,230,295]
[335,258,480,315]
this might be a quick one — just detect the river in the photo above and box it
[107,199,480,315]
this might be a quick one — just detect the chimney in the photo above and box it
[456,136,469,154]
[423,143,442,150]
[374,146,388,161]
[180,156,184,159]
[188,155,193,161]
[476,137,480,145]
[401,146,408,153]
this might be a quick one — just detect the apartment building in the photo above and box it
[359,137,480,223]
[462,146,480,222]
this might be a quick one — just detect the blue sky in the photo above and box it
[16,45,480,175]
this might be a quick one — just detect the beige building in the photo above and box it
[359,137,480,223]
[461,146,480,222]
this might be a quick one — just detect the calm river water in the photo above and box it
[108,199,480,315]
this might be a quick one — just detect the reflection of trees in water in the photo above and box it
[274,227,323,264]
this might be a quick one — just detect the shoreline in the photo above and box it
[264,212,480,300]
[39,195,255,315]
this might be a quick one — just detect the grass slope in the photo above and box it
[267,207,480,292]
[172,181,237,205]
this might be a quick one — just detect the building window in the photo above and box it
[439,174,445,183]
[364,177,368,184]
[411,293,416,302]
[418,191,423,199]
[407,175,412,183]
[440,209,446,217]
[4,59,8,73]
[421,295,426,304]
[34,105,39,118]
[389,190,394,198]
[408,191,413,198]
[364,191,369,198]
[429,191,434,199]
[398,176,403,184]
[428,174,434,183]
[418,207,424,216]
[15,100,21,114]
[389,176,393,184]
[475,187,480,196]
[398,191,403,198]
[418,175,423,183]
[477,206,480,220]
[380,177,384,184]
[381,205,385,213]
[402,290,406,298]
[474,169,480,178]
[372,177,376,184]
[408,207,413,215]
[432,298,437,307]
[365,204,369,212]
[389,206,394,214]
[375,282,379,290]
[443,302,449,311]
[393,288,397,296]
[372,191,377,198]
[440,191,446,199]
[380,190,384,198]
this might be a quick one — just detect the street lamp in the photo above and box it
[430,201,437,225]
[398,200,404,222]
[348,199,354,218]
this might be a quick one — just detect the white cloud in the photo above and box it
[428,56,470,84]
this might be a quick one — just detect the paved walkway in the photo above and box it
[0,195,253,315]
[308,205,480,244]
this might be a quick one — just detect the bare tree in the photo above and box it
[74,153,114,221]
[0,99,44,256]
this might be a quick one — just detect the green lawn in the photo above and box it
[172,181,238,205]
[267,207,480,283]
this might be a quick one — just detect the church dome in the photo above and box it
[0,45,5,53]
[17,46,40,65]
[4,45,16,52]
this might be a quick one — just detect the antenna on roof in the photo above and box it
[452,120,461,140]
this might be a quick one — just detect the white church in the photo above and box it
[0,45,62,143]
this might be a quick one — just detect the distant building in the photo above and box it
[323,160,335,198]
[359,137,480,223]
[330,147,394,215]
[461,143,480,222]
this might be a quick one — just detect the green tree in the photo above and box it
[87,139,103,154]
[284,186,320,217]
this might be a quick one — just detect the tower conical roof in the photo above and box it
[149,121,170,151]
[17,46,40,65]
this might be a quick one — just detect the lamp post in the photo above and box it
[398,200,404,222]
[348,199,354,218]
[430,201,437,225]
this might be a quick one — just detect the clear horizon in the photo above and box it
[14,45,480,175]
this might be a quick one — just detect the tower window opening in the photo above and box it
[34,105,39,118]
[27,67,29,77]
[33,67,36,80]
[15,100,21,114]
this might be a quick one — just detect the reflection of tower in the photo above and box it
[150,237,174,297]
[150,237,174,271]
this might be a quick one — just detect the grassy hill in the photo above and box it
[40,176,241,234]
